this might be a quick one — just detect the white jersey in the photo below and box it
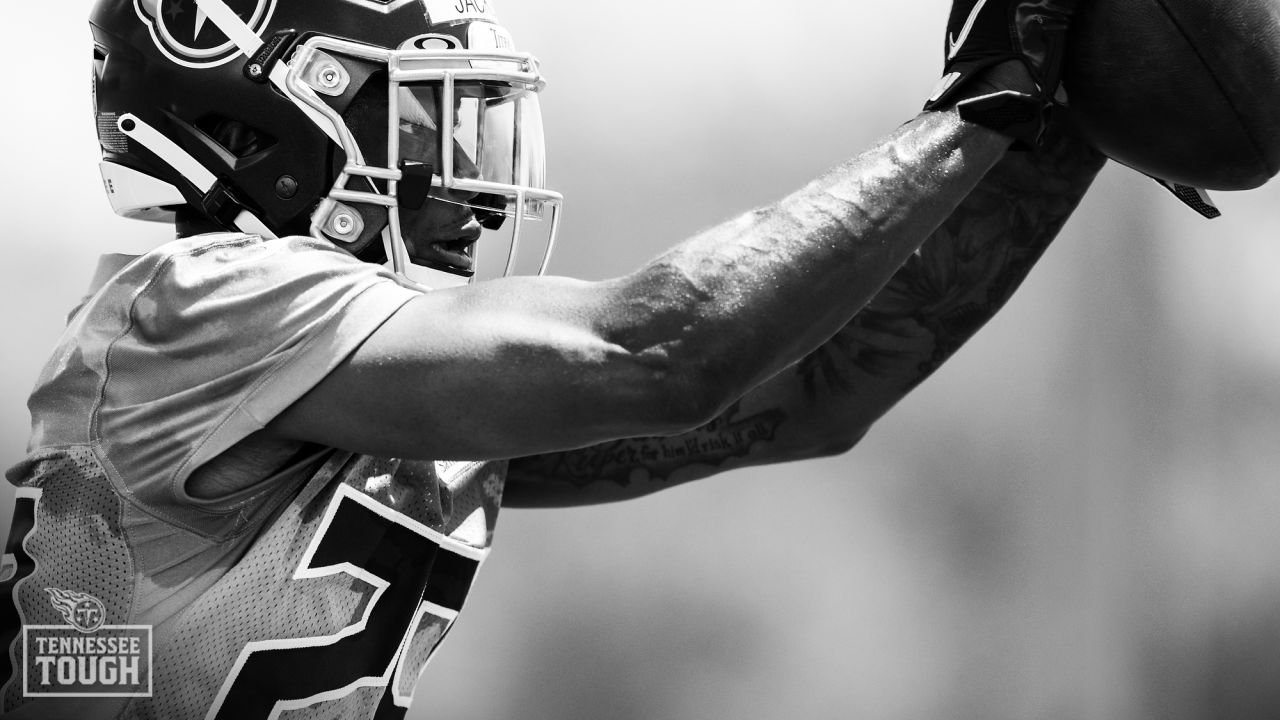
[2,233,504,719]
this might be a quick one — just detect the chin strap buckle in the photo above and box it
[201,179,251,230]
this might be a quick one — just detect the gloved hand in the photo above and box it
[923,0,1080,147]
[924,0,1222,218]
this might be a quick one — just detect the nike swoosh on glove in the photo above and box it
[924,0,1080,147]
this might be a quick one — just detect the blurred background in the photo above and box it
[4,2,1280,719]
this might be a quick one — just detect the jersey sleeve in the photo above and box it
[70,234,421,514]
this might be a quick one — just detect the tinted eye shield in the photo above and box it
[394,91,510,231]
[393,77,548,218]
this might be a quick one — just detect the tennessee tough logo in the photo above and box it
[25,588,154,697]
[133,0,276,68]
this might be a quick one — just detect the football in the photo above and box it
[1064,0,1280,190]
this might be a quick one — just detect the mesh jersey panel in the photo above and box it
[3,235,507,719]
[0,448,134,714]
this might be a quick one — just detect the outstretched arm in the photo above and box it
[271,0,1086,475]
[503,123,1106,507]
[271,112,1012,460]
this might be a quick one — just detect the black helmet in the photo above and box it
[90,0,562,278]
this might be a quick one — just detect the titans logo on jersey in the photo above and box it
[134,0,277,67]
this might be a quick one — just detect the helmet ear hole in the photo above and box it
[194,115,278,161]
[92,45,107,79]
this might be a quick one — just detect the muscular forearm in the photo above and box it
[598,111,1011,419]
[504,122,1105,507]
[784,120,1107,449]
[277,111,1015,462]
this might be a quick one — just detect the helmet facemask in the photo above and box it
[287,35,562,286]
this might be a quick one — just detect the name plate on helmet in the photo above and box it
[423,0,499,24]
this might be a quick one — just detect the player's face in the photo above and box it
[397,87,485,273]
[396,121,481,270]
[389,80,550,278]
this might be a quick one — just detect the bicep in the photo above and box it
[267,275,683,461]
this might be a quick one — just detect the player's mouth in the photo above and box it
[421,231,481,272]
[404,199,484,273]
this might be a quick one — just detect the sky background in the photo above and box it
[4,2,1280,719]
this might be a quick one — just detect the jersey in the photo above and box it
[0,233,506,719]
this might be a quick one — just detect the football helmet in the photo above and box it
[89,0,561,282]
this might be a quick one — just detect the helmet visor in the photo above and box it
[393,81,558,283]
[399,82,549,216]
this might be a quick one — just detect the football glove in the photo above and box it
[924,0,1080,146]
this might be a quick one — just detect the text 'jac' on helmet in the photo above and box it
[90,0,562,282]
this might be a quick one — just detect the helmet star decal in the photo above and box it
[134,0,276,68]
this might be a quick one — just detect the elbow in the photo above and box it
[596,271,750,433]
[626,349,742,434]
[810,425,868,458]
[787,421,869,462]
[670,363,740,430]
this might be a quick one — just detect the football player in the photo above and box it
[0,0,1105,717]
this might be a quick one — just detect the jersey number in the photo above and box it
[211,486,481,719]
[0,490,40,692]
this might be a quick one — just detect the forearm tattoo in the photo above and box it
[513,128,1105,494]
[513,403,787,489]
[799,129,1107,397]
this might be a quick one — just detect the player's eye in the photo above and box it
[399,121,437,159]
